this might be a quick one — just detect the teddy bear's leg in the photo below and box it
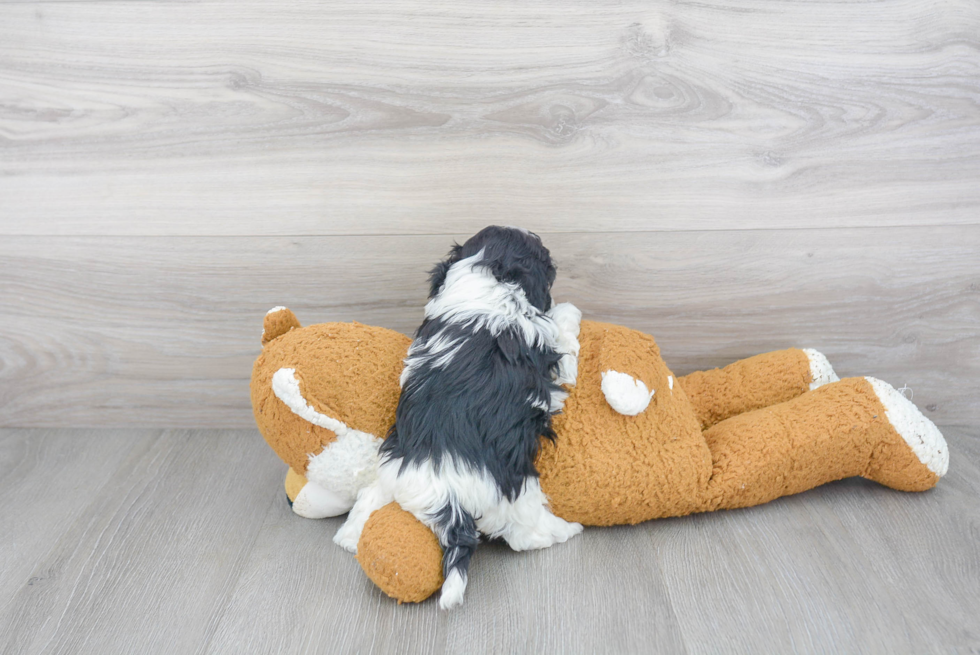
[678,348,839,429]
[283,467,354,519]
[356,503,445,604]
[698,376,947,512]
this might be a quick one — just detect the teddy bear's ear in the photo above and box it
[262,307,301,345]
[427,243,464,298]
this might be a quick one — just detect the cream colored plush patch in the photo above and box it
[866,377,949,476]
[600,370,655,415]
[803,348,840,390]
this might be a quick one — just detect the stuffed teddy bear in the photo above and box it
[251,306,948,604]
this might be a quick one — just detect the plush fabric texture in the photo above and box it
[356,502,445,603]
[538,321,711,525]
[262,307,302,346]
[251,314,409,474]
[250,314,947,605]
[284,467,306,503]
[678,348,812,429]
[698,376,939,511]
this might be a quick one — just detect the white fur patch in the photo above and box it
[601,370,655,415]
[668,375,674,391]
[424,251,563,349]
[272,367,382,505]
[334,454,583,603]
[866,377,948,477]
[548,302,581,387]
[333,479,394,552]
[369,456,582,548]
[266,305,288,316]
[439,569,468,610]
[803,348,840,390]
[400,333,464,388]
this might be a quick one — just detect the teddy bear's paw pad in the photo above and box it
[291,480,354,519]
[866,377,948,477]
[601,370,654,415]
[803,348,839,390]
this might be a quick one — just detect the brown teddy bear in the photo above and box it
[251,307,948,603]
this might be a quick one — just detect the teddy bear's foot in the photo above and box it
[802,348,839,390]
[285,468,354,519]
[863,377,949,491]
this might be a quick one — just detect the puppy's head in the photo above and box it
[428,226,556,311]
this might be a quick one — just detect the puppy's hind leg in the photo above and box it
[333,481,392,553]
[494,479,583,552]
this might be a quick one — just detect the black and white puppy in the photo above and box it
[333,226,583,609]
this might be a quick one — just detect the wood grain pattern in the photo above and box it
[1,428,977,654]
[0,429,283,654]
[1,1,978,235]
[1,228,976,428]
[0,429,149,620]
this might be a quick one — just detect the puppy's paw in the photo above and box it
[548,302,582,340]
[556,353,578,387]
[549,302,581,387]
[332,522,361,553]
[552,519,584,544]
[505,517,584,551]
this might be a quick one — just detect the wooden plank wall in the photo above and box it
[1,0,978,429]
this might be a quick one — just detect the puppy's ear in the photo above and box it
[489,254,555,313]
[495,331,523,364]
[428,243,464,298]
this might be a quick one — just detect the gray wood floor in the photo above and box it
[1,427,978,654]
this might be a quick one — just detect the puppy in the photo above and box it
[333,226,583,609]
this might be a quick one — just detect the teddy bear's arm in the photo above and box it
[677,348,838,429]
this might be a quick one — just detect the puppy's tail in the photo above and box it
[433,500,479,610]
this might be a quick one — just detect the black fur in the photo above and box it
[381,321,562,499]
[432,502,479,583]
[380,226,565,591]
[426,226,556,312]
